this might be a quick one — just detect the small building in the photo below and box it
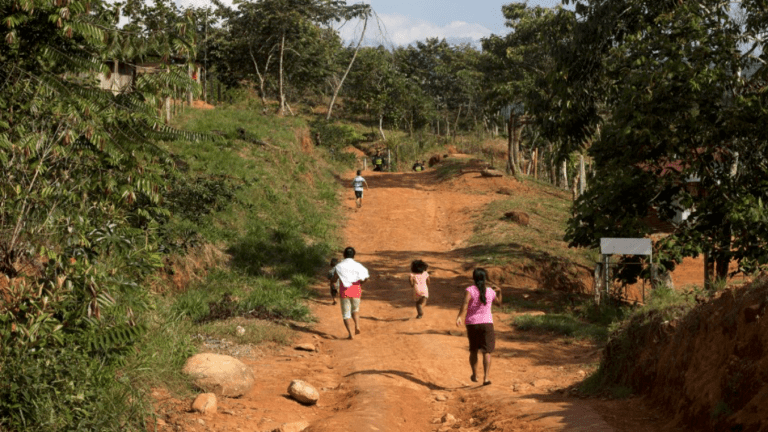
[98,59,203,95]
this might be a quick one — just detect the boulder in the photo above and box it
[191,393,217,415]
[428,155,442,167]
[504,211,530,226]
[441,413,457,424]
[481,168,504,178]
[287,380,319,405]
[183,353,255,397]
[274,421,310,432]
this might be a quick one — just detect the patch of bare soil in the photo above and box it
[153,166,681,432]
[192,100,215,110]
[602,277,768,432]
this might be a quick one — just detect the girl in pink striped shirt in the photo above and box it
[409,260,430,319]
[456,268,502,385]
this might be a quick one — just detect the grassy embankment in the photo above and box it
[122,104,348,399]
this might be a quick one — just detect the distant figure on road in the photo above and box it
[412,160,425,172]
[455,268,502,386]
[331,247,370,339]
[372,152,385,172]
[410,260,430,319]
[352,170,369,208]
[327,257,340,305]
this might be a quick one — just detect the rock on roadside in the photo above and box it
[191,393,217,415]
[287,380,319,405]
[273,420,310,432]
[294,343,317,352]
[183,353,255,397]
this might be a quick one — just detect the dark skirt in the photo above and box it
[466,323,495,353]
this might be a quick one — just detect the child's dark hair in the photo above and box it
[473,268,489,304]
[330,257,339,267]
[356,169,362,176]
[411,259,428,274]
[343,247,355,259]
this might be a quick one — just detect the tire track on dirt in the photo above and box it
[306,169,617,432]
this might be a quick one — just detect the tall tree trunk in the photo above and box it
[249,48,272,108]
[715,223,732,282]
[704,251,714,290]
[187,63,194,105]
[378,114,386,140]
[454,105,462,137]
[506,114,521,176]
[579,154,586,196]
[327,15,368,120]
[278,32,286,116]
[561,159,569,189]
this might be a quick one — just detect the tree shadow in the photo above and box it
[286,322,339,340]
[345,369,465,391]
[361,316,411,322]
[227,228,329,280]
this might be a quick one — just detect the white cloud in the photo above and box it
[336,13,492,47]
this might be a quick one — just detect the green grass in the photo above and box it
[513,313,609,343]
[468,177,595,268]
[576,285,698,397]
[112,106,346,419]
[196,317,295,346]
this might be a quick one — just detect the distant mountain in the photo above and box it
[352,36,483,50]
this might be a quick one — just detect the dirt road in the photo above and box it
[159,167,684,432]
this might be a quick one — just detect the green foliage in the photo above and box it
[171,270,313,323]
[310,120,363,149]
[0,345,147,431]
[513,312,609,342]
[580,286,695,396]
[558,0,768,282]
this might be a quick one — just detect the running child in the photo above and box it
[328,258,340,305]
[456,268,502,386]
[352,170,369,208]
[409,260,430,319]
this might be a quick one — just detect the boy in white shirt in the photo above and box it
[352,170,368,208]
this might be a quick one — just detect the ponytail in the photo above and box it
[473,268,488,305]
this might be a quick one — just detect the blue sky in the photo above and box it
[336,0,566,46]
[169,0,566,46]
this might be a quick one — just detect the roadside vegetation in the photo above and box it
[3,0,768,429]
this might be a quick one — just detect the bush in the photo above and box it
[310,120,362,150]
[0,345,147,431]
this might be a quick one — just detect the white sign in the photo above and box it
[600,238,652,255]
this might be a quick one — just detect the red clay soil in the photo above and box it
[153,165,691,432]
[602,277,768,432]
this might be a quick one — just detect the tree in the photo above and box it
[563,0,768,284]
[397,39,483,137]
[214,0,368,115]
[481,4,577,177]
[0,0,202,355]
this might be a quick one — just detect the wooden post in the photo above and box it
[187,63,194,105]
[604,254,610,303]
[579,155,586,196]
[533,149,538,180]
[561,159,568,189]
